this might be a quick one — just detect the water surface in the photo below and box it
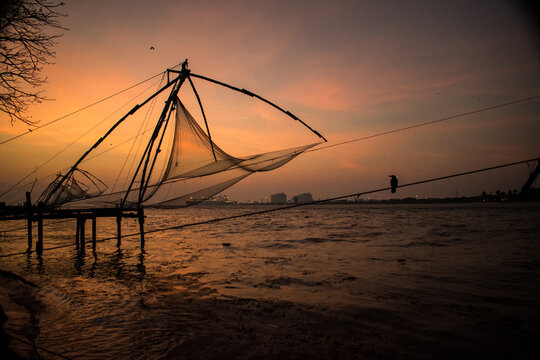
[1,203,539,359]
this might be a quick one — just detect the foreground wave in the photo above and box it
[0,203,539,359]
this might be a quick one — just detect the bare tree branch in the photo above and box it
[0,0,67,125]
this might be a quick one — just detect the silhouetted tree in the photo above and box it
[0,0,66,125]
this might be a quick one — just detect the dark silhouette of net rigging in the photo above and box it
[37,61,324,209]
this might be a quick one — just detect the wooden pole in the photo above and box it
[25,192,32,252]
[41,75,182,206]
[92,216,97,251]
[138,206,145,251]
[116,215,122,247]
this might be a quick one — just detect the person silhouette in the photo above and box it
[389,175,398,193]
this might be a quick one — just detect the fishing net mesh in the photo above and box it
[56,97,319,208]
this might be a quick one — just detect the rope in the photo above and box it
[50,91,539,197]
[110,74,166,193]
[1,219,71,233]
[1,156,536,258]
[0,74,160,147]
[306,95,540,153]
[0,78,164,199]
[137,156,539,234]
[0,61,186,147]
[0,128,155,203]
[3,93,537,202]
[9,334,74,360]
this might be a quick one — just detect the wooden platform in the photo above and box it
[0,193,146,255]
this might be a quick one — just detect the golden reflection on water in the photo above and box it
[0,203,539,359]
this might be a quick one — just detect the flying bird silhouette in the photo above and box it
[150,46,155,51]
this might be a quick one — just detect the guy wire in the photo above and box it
[1,156,537,258]
[306,95,540,153]
[0,61,186,147]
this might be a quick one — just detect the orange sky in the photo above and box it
[0,0,539,203]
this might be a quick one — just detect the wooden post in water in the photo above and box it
[138,206,145,251]
[36,202,43,255]
[92,216,97,251]
[25,192,32,252]
[116,215,122,247]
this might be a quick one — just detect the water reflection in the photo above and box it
[25,252,32,272]
[73,249,85,275]
[112,248,124,278]
[2,204,539,359]
[88,251,98,278]
[136,252,146,279]
[24,252,44,274]
[36,253,43,274]
[49,241,148,279]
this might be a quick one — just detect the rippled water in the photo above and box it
[1,203,539,359]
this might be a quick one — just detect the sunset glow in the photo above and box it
[0,0,538,203]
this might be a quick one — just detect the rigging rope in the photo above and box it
[306,95,540,153]
[34,94,540,199]
[1,156,537,258]
[92,92,539,190]
[0,61,186,147]
[110,73,166,194]
[2,93,538,201]
[0,68,538,205]
[0,127,156,202]
[0,78,164,199]
[9,334,73,360]
[1,219,71,234]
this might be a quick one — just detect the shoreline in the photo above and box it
[0,270,42,359]
[0,203,538,359]
[1,268,538,359]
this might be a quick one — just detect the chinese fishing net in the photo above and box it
[56,97,319,208]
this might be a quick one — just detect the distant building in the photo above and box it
[270,192,287,204]
[292,192,313,204]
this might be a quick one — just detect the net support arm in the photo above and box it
[189,72,327,142]
[41,73,183,206]
[187,75,217,161]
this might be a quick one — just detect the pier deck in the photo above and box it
[0,193,146,255]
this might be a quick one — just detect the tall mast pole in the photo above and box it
[121,60,190,208]
[40,71,182,207]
